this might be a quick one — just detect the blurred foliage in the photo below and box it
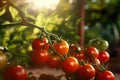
[85,0,120,45]
[0,0,120,56]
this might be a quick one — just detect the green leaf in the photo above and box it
[0,8,5,16]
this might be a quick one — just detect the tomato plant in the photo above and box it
[97,70,115,80]
[77,64,96,80]
[53,40,69,55]
[3,65,27,80]
[32,49,49,64]
[47,54,61,68]
[98,51,110,63]
[0,51,8,69]
[32,38,49,51]
[85,46,99,58]
[61,56,79,73]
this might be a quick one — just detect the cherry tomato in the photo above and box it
[32,38,49,50]
[89,58,100,65]
[32,49,49,64]
[47,55,61,68]
[69,43,81,55]
[89,39,109,51]
[98,51,110,63]
[61,56,79,73]
[73,50,86,61]
[85,46,99,58]
[77,64,96,80]
[53,40,69,55]
[97,70,115,80]
[3,65,27,80]
[0,51,8,69]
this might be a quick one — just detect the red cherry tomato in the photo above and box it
[32,38,49,50]
[77,64,96,80]
[61,56,79,73]
[69,44,81,55]
[47,55,61,68]
[72,50,86,61]
[3,65,27,80]
[97,70,115,80]
[85,46,99,58]
[98,51,110,63]
[53,40,69,55]
[32,49,49,64]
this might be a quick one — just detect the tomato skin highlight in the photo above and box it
[61,56,79,74]
[32,49,49,64]
[97,70,115,80]
[32,38,49,50]
[0,51,8,69]
[3,65,27,80]
[53,40,69,55]
[77,64,96,80]
[98,51,110,63]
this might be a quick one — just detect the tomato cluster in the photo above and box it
[0,37,115,80]
[30,37,115,80]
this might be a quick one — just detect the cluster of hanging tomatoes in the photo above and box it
[0,37,115,80]
[31,37,115,80]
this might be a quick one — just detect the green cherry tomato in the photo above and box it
[89,39,109,51]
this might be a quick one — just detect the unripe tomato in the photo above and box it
[53,40,69,55]
[89,39,109,51]
[0,51,7,69]
[3,65,27,80]
[61,56,79,73]
[32,49,49,64]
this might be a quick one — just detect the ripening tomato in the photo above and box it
[98,51,110,63]
[32,49,49,64]
[97,70,115,80]
[61,56,79,73]
[3,65,27,80]
[73,50,86,61]
[0,51,8,69]
[90,39,109,51]
[85,46,99,58]
[47,55,61,68]
[77,64,96,80]
[53,40,69,55]
[32,38,49,50]
[69,43,81,55]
